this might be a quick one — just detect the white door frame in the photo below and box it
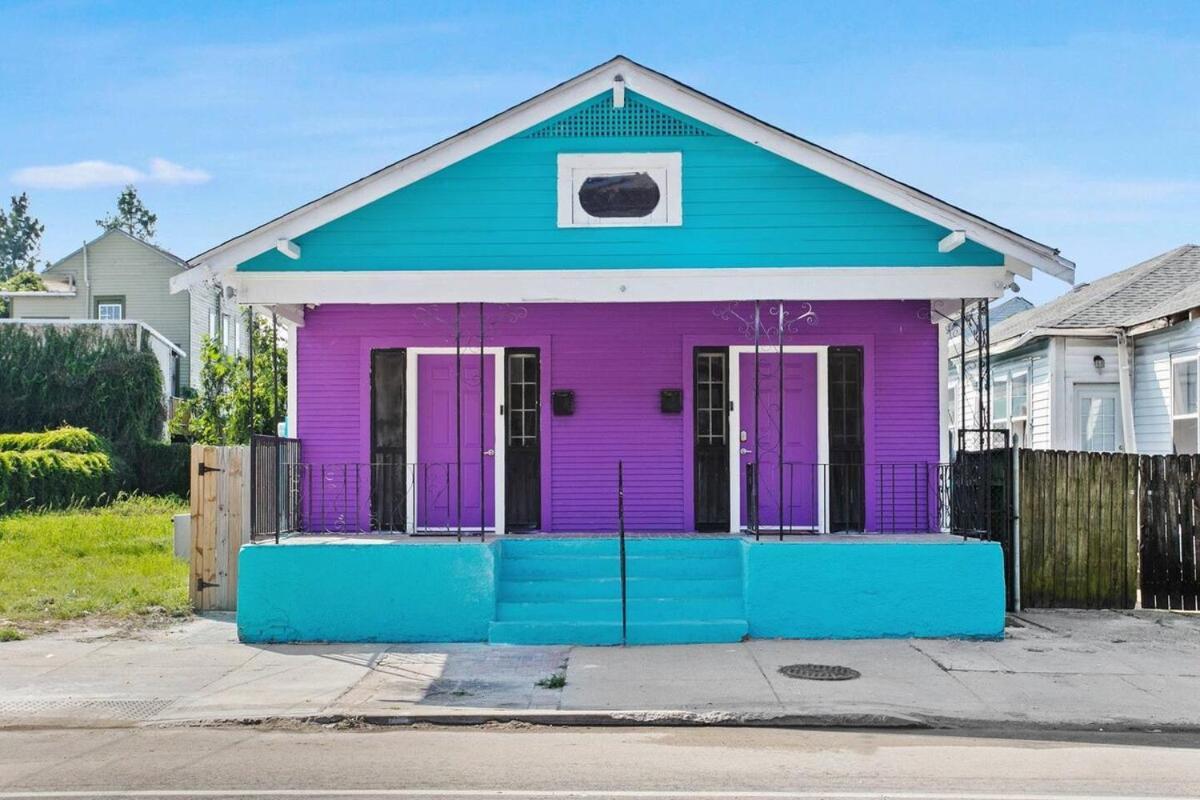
[405,347,506,535]
[728,345,830,534]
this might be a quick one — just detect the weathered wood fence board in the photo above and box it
[189,445,250,612]
[1019,449,1138,608]
[1140,455,1200,610]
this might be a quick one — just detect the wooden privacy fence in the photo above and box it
[189,444,250,612]
[1140,455,1200,610]
[1018,449,1139,609]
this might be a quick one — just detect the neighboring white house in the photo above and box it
[0,227,248,397]
[949,244,1200,454]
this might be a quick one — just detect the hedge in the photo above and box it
[132,440,190,499]
[0,426,105,454]
[0,324,164,451]
[0,449,123,513]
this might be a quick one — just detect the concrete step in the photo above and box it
[626,538,743,557]
[500,555,618,580]
[625,555,741,579]
[626,619,749,645]
[488,620,622,646]
[499,577,621,602]
[500,538,619,558]
[627,596,745,622]
[497,599,621,623]
[624,576,743,599]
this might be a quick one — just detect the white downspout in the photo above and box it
[82,240,91,315]
[1117,330,1137,452]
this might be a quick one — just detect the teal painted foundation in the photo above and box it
[236,537,1004,644]
[744,540,1006,639]
[237,542,495,643]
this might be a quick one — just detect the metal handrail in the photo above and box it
[617,460,627,646]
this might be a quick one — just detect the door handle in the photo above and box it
[739,447,753,455]
[484,449,496,456]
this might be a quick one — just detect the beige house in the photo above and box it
[2,228,246,395]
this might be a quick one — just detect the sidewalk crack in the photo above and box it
[744,645,785,711]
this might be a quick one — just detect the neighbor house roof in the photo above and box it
[47,227,189,273]
[991,244,1200,347]
[174,55,1074,293]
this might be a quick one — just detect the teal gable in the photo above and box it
[238,91,1002,273]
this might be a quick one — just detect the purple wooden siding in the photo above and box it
[296,301,940,532]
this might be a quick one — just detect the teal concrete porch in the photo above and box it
[235,534,1006,644]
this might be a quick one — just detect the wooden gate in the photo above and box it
[189,445,250,611]
[1018,449,1139,608]
[1139,455,1200,610]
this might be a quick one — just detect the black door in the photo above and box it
[828,346,865,531]
[505,349,540,531]
[694,347,730,531]
[370,349,407,531]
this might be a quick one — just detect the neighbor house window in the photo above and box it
[208,310,218,339]
[94,296,125,321]
[991,371,1029,445]
[557,152,682,227]
[221,314,232,351]
[1171,355,1199,454]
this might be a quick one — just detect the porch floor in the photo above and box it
[266,531,977,545]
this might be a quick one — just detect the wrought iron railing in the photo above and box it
[250,434,301,543]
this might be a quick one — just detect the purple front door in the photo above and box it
[738,352,819,530]
[416,354,496,530]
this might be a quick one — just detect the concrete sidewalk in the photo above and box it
[0,610,1197,730]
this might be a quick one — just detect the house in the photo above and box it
[175,57,1074,644]
[949,245,1200,454]
[2,227,247,397]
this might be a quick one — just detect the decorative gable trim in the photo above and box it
[523,93,712,139]
[173,56,1073,294]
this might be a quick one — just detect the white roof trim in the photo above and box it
[183,56,1074,286]
[48,227,188,274]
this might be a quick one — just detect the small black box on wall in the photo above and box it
[660,389,682,413]
[551,390,575,416]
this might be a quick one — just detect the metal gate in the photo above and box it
[953,428,1015,610]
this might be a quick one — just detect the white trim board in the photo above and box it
[230,266,1014,306]
[404,348,507,535]
[727,346,830,535]
[172,56,1073,292]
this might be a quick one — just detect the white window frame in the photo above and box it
[990,369,1028,428]
[557,152,682,228]
[96,302,124,321]
[208,310,218,339]
[221,314,232,351]
[1170,352,1199,454]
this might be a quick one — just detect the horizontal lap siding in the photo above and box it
[240,91,1002,273]
[297,301,940,532]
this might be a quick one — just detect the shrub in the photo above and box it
[0,426,105,454]
[132,440,189,498]
[0,448,124,514]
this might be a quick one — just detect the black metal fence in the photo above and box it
[250,434,301,543]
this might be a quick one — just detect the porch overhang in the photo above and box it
[227,265,1016,306]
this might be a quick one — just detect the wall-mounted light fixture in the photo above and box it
[1093,355,1106,371]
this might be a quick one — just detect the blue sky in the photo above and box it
[2,0,1198,302]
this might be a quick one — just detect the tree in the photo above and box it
[96,184,157,241]
[172,311,287,445]
[0,193,45,281]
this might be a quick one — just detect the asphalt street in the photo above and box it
[1,724,1199,800]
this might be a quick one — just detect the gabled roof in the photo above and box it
[991,245,1200,346]
[48,227,188,274]
[176,55,1074,291]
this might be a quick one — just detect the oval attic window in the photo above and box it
[578,172,661,218]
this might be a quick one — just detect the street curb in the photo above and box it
[143,709,1200,734]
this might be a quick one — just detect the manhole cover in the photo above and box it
[778,663,860,681]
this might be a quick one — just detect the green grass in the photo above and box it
[0,495,190,630]
[536,672,567,689]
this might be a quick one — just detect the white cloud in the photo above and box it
[11,157,211,189]
[146,157,211,185]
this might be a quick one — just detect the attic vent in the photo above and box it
[524,95,711,139]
